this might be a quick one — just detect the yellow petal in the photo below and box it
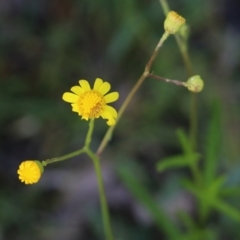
[62,92,79,103]
[98,82,111,95]
[71,86,84,95]
[101,111,116,126]
[104,92,119,103]
[79,80,91,91]
[93,78,103,91]
[71,103,79,112]
[104,105,117,118]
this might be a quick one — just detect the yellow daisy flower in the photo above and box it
[62,78,119,126]
[17,160,43,184]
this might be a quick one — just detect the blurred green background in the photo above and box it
[1,0,240,239]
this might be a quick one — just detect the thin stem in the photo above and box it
[85,119,95,148]
[159,0,201,186]
[190,93,197,151]
[148,73,187,87]
[42,148,85,166]
[159,0,193,76]
[159,0,169,15]
[42,119,96,166]
[97,32,169,155]
[86,148,114,240]
[145,31,169,73]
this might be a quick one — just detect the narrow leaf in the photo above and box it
[117,163,181,239]
[156,153,200,172]
[212,199,240,223]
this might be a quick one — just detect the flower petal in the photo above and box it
[79,80,91,91]
[104,92,119,103]
[93,78,103,91]
[101,111,116,126]
[62,92,79,103]
[71,86,84,95]
[98,82,111,95]
[71,103,79,112]
[104,105,117,118]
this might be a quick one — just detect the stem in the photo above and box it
[159,0,201,186]
[86,148,114,240]
[85,119,95,148]
[190,93,197,151]
[42,148,85,166]
[42,119,96,166]
[97,32,169,155]
[148,73,187,87]
[145,31,169,73]
[159,0,170,15]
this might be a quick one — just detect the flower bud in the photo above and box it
[17,160,44,184]
[186,75,204,93]
[164,11,186,34]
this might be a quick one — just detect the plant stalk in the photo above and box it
[86,148,114,240]
[97,32,169,155]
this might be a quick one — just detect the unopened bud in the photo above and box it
[186,75,204,93]
[164,11,186,34]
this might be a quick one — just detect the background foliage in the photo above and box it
[1,0,240,239]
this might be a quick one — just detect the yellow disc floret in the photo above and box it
[62,78,119,126]
[17,160,43,184]
[78,90,105,119]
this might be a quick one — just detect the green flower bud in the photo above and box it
[179,24,189,42]
[164,11,186,34]
[186,75,204,93]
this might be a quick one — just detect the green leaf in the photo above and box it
[207,175,226,200]
[176,129,192,156]
[219,187,240,197]
[117,162,181,239]
[212,199,240,223]
[177,211,195,232]
[181,178,201,198]
[156,153,200,172]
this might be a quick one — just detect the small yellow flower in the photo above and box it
[164,11,186,34]
[62,78,119,126]
[17,160,43,184]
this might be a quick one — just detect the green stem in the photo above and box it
[85,148,114,240]
[148,73,187,87]
[159,0,170,15]
[158,0,201,186]
[42,119,96,166]
[42,148,85,166]
[97,32,169,155]
[85,119,95,148]
[190,93,197,151]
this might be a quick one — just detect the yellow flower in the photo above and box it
[62,78,119,126]
[17,160,43,184]
[164,11,186,34]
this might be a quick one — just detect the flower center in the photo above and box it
[78,90,105,119]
